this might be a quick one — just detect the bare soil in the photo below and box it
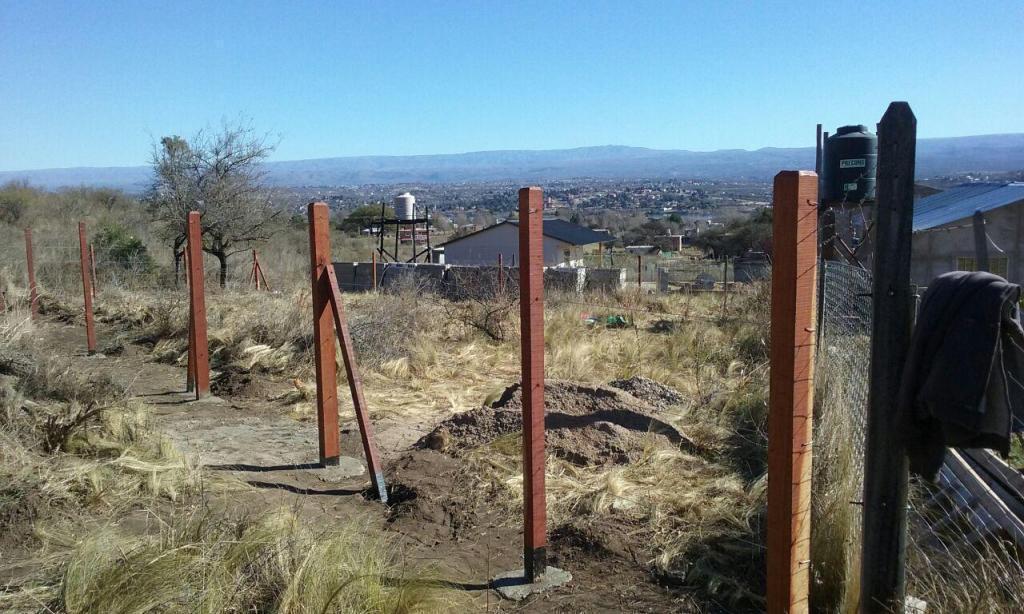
[15,316,718,612]
[418,380,695,466]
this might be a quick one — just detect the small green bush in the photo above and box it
[93,223,153,273]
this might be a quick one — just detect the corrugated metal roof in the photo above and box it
[508,218,614,245]
[913,182,1024,232]
[439,219,614,247]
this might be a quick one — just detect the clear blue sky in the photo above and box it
[2,0,1022,171]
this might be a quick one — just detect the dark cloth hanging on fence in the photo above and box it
[896,271,1024,480]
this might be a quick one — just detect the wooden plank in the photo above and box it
[766,170,818,614]
[24,228,38,320]
[307,202,341,464]
[78,222,97,354]
[860,102,917,614]
[518,186,548,582]
[186,212,210,398]
[324,264,387,502]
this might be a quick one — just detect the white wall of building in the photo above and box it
[441,223,583,266]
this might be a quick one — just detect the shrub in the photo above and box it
[93,223,153,273]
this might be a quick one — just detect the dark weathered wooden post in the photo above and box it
[498,252,504,294]
[308,202,341,464]
[973,210,989,272]
[24,228,38,320]
[815,123,823,176]
[186,212,210,398]
[637,254,642,289]
[89,245,98,298]
[519,187,548,582]
[860,102,916,613]
[78,223,97,354]
[767,171,818,614]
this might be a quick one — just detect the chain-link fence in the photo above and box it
[811,259,874,609]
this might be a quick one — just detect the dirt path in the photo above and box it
[32,317,693,613]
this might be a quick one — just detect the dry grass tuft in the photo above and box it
[4,509,457,613]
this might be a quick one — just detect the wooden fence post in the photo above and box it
[371,250,377,292]
[519,187,548,582]
[860,102,916,613]
[973,211,989,272]
[186,212,210,398]
[308,202,341,464]
[184,248,195,392]
[307,202,388,500]
[323,262,387,500]
[24,228,38,320]
[251,249,260,290]
[767,171,818,614]
[78,223,97,354]
[497,252,504,294]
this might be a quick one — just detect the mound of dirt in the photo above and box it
[417,380,693,466]
[608,375,686,409]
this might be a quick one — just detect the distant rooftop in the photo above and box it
[439,218,614,247]
[913,182,1024,232]
[507,218,614,245]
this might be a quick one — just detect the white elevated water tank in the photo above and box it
[394,192,416,220]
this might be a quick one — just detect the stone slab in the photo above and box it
[312,456,366,481]
[492,566,572,601]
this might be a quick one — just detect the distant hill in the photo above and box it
[3,134,1023,191]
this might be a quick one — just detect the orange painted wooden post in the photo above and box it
[186,212,210,398]
[186,311,196,392]
[89,244,98,298]
[78,223,97,354]
[24,228,38,320]
[308,202,341,464]
[519,186,548,582]
[766,170,818,614]
[307,202,387,497]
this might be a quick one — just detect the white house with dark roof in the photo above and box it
[912,182,1024,285]
[437,219,613,266]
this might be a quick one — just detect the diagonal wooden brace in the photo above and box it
[324,264,387,502]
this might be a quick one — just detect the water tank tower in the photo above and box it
[822,125,877,203]
[394,192,416,220]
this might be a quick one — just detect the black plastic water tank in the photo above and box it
[822,125,877,203]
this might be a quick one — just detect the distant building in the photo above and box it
[437,219,613,266]
[654,235,684,252]
[912,182,1024,285]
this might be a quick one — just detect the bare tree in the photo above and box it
[148,121,279,287]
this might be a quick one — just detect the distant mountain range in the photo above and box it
[3,134,1023,191]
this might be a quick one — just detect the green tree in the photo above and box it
[692,209,772,259]
[339,203,394,234]
[148,121,279,287]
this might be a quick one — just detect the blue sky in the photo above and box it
[1,0,1022,170]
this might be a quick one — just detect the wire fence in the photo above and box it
[812,259,874,598]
